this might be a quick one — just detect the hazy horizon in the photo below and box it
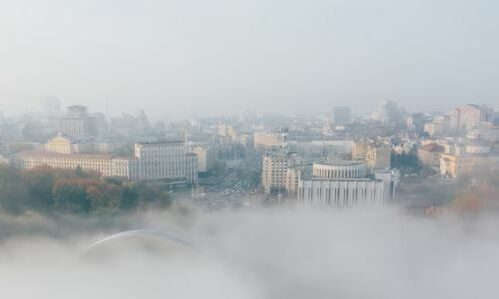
[1,0,498,119]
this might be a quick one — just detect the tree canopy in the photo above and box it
[0,165,172,215]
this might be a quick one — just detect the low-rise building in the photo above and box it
[16,150,118,177]
[15,139,198,184]
[424,115,450,137]
[440,153,499,178]
[417,143,445,168]
[254,132,285,150]
[287,140,354,159]
[467,122,499,142]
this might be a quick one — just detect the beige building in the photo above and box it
[424,115,450,137]
[366,144,391,171]
[93,142,128,154]
[192,145,217,173]
[217,124,237,141]
[0,155,9,165]
[45,135,127,155]
[254,132,285,150]
[16,150,118,177]
[468,122,499,142]
[449,104,493,134]
[352,139,370,161]
[285,166,304,195]
[440,153,499,178]
[44,135,94,154]
[417,143,445,168]
[262,150,294,194]
[16,140,198,184]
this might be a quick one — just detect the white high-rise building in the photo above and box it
[132,141,198,183]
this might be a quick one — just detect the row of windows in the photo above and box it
[298,184,384,207]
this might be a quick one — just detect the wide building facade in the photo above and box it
[15,140,198,184]
[132,142,198,183]
[297,160,394,208]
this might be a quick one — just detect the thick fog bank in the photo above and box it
[1,207,499,299]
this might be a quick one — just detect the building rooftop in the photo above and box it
[302,177,381,182]
[135,140,185,145]
[17,150,116,160]
[420,143,445,152]
[314,160,365,167]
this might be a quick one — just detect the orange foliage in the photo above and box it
[451,182,496,214]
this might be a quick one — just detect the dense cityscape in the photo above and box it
[0,99,498,214]
[2,1,499,298]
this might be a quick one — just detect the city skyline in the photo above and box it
[1,0,499,118]
[1,2,499,298]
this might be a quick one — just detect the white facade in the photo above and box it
[286,140,354,159]
[465,144,491,154]
[16,151,117,177]
[298,179,387,208]
[16,141,198,184]
[312,161,367,179]
[132,142,198,183]
[297,159,394,208]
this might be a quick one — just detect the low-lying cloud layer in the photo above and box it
[1,207,499,299]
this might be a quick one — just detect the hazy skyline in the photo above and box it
[1,0,498,119]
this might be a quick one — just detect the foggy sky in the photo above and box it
[1,0,498,119]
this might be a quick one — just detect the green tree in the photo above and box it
[22,167,56,211]
[53,180,90,214]
[0,165,29,214]
[391,151,421,175]
[86,182,122,214]
[120,183,139,210]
